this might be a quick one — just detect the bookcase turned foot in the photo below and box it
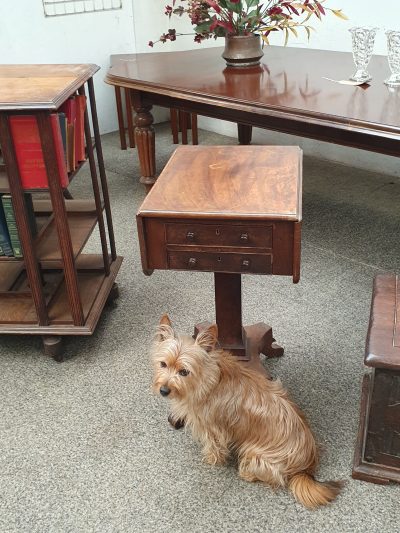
[106,282,120,306]
[43,336,64,362]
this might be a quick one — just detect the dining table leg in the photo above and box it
[131,90,156,191]
[237,123,253,145]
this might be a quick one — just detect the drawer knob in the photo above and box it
[240,233,249,241]
[188,257,197,267]
[186,231,195,242]
[241,259,250,269]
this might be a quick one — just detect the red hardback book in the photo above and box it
[9,114,69,189]
[75,95,86,162]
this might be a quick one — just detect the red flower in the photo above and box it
[205,0,221,13]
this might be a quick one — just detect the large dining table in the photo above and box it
[105,45,400,189]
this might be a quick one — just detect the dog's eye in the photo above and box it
[160,361,167,368]
[178,369,190,377]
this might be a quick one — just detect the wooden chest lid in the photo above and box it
[138,146,302,221]
[365,274,400,369]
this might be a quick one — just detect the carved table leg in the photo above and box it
[237,123,253,145]
[131,91,156,190]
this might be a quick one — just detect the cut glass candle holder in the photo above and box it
[349,27,378,84]
[384,30,400,87]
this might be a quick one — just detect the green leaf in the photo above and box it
[226,1,242,14]
[246,0,259,7]
[194,21,212,33]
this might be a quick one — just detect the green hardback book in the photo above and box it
[0,196,13,256]
[1,195,23,257]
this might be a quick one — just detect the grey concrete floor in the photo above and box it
[0,124,399,532]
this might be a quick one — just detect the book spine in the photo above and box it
[1,195,23,258]
[24,193,38,238]
[0,195,14,257]
[50,114,69,188]
[9,114,69,190]
[75,95,87,162]
[9,116,48,189]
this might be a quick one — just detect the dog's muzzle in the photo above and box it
[160,386,171,397]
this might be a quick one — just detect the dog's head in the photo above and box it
[151,314,220,401]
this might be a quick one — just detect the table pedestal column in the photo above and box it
[195,273,284,377]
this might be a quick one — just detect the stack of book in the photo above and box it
[9,94,87,190]
[0,95,87,259]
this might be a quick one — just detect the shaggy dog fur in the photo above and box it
[152,315,342,508]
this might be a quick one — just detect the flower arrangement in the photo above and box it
[149,0,346,47]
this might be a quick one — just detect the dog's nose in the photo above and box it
[160,386,171,397]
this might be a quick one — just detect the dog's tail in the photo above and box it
[288,473,343,509]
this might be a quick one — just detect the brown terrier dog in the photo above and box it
[152,315,342,508]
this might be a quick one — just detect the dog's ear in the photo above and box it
[155,314,174,342]
[195,323,218,352]
[159,314,172,328]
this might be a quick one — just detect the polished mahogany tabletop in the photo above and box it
[107,46,400,136]
[139,145,302,221]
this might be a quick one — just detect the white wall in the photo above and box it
[0,0,136,133]
[1,1,399,176]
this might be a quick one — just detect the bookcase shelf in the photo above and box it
[0,200,103,262]
[0,64,122,360]
[0,255,122,332]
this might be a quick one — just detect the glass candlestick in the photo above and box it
[349,27,378,84]
[385,30,400,87]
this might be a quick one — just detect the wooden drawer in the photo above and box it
[166,222,272,248]
[167,250,272,274]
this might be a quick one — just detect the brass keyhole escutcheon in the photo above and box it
[215,229,220,236]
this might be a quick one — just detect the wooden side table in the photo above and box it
[352,274,400,484]
[136,146,302,373]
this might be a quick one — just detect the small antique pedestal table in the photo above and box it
[136,145,302,374]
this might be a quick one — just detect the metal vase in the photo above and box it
[222,34,264,68]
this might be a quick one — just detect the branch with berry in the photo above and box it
[149,0,347,47]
